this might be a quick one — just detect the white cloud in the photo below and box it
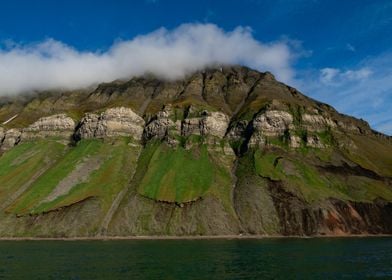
[297,53,392,135]
[320,68,340,84]
[346,43,356,52]
[342,68,372,80]
[319,67,372,85]
[0,23,299,95]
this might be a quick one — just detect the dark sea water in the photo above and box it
[0,237,391,279]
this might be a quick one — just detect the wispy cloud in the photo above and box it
[346,43,356,52]
[0,22,389,135]
[0,23,300,95]
[297,52,392,135]
[319,67,372,85]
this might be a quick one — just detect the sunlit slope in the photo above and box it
[3,138,140,218]
[0,66,391,237]
[0,141,67,209]
[136,142,214,203]
[250,146,392,203]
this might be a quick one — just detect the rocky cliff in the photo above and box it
[0,66,390,237]
[75,107,145,141]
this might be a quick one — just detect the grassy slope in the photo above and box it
[6,138,139,215]
[252,147,392,203]
[1,136,390,219]
[6,140,102,214]
[0,141,66,206]
[137,142,214,203]
[346,135,392,177]
[33,138,140,214]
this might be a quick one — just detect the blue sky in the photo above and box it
[0,0,391,134]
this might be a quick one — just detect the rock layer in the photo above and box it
[21,114,76,142]
[1,129,21,150]
[76,107,145,140]
[0,66,390,238]
[144,105,230,145]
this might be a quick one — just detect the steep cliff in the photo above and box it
[0,66,390,237]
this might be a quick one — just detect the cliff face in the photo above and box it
[0,66,391,237]
[75,107,145,140]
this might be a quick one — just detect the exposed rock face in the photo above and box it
[182,118,201,136]
[0,129,21,150]
[247,110,293,148]
[200,111,229,138]
[21,114,75,141]
[337,120,363,133]
[0,127,4,143]
[144,105,230,142]
[24,114,75,132]
[75,113,100,139]
[0,66,390,238]
[227,107,347,150]
[253,110,294,137]
[306,135,324,148]
[227,109,295,149]
[302,114,336,131]
[265,182,392,236]
[144,105,177,141]
[227,120,248,141]
[182,110,230,138]
[143,105,233,153]
[144,117,176,140]
[76,107,145,140]
[289,135,302,148]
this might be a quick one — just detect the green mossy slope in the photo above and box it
[6,138,140,215]
[0,141,67,207]
[251,147,392,203]
[137,142,214,203]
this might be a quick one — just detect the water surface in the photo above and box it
[0,237,391,279]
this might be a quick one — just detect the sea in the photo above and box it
[0,237,391,279]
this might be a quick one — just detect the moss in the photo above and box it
[171,107,185,122]
[344,135,392,177]
[265,135,290,150]
[298,129,308,143]
[313,148,333,162]
[288,104,303,126]
[229,139,246,155]
[174,135,187,147]
[7,139,104,214]
[137,143,215,203]
[286,160,351,203]
[31,138,139,214]
[187,134,204,145]
[254,150,285,181]
[234,100,269,122]
[172,98,217,114]
[0,141,66,205]
[316,129,335,146]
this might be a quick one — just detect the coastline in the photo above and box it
[0,234,391,241]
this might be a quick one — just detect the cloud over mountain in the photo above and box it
[0,23,297,95]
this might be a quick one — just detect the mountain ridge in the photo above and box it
[0,66,391,237]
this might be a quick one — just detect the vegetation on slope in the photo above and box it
[137,142,214,203]
[251,147,392,203]
[0,66,391,237]
[31,138,140,215]
[7,139,102,214]
[6,138,140,215]
[0,141,66,206]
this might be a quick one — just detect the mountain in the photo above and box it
[0,66,391,237]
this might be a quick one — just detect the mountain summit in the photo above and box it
[0,66,391,237]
